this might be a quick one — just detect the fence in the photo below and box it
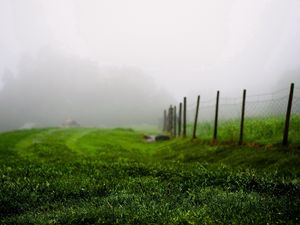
[163,83,300,146]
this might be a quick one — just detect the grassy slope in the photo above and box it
[0,128,299,224]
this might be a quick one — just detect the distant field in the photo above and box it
[0,127,299,224]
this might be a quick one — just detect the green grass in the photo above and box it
[0,125,299,224]
[188,114,300,144]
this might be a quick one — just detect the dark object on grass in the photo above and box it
[155,135,170,141]
[143,134,170,142]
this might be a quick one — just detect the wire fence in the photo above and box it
[163,83,300,145]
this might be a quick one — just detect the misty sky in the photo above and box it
[1,0,300,99]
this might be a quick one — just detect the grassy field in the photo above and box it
[188,114,300,144]
[0,126,299,224]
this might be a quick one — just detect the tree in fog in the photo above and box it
[0,49,173,131]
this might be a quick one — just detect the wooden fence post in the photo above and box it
[282,83,294,146]
[193,95,200,139]
[168,105,173,135]
[173,106,177,137]
[239,89,246,145]
[178,103,182,137]
[166,109,169,132]
[163,109,167,131]
[167,106,170,132]
[213,91,220,142]
[183,97,187,138]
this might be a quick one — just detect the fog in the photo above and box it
[0,49,173,130]
[1,0,300,130]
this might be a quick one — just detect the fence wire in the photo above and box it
[167,84,300,145]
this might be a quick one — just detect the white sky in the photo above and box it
[1,0,300,99]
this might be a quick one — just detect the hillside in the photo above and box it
[0,128,299,224]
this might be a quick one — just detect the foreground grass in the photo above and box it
[0,128,299,224]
